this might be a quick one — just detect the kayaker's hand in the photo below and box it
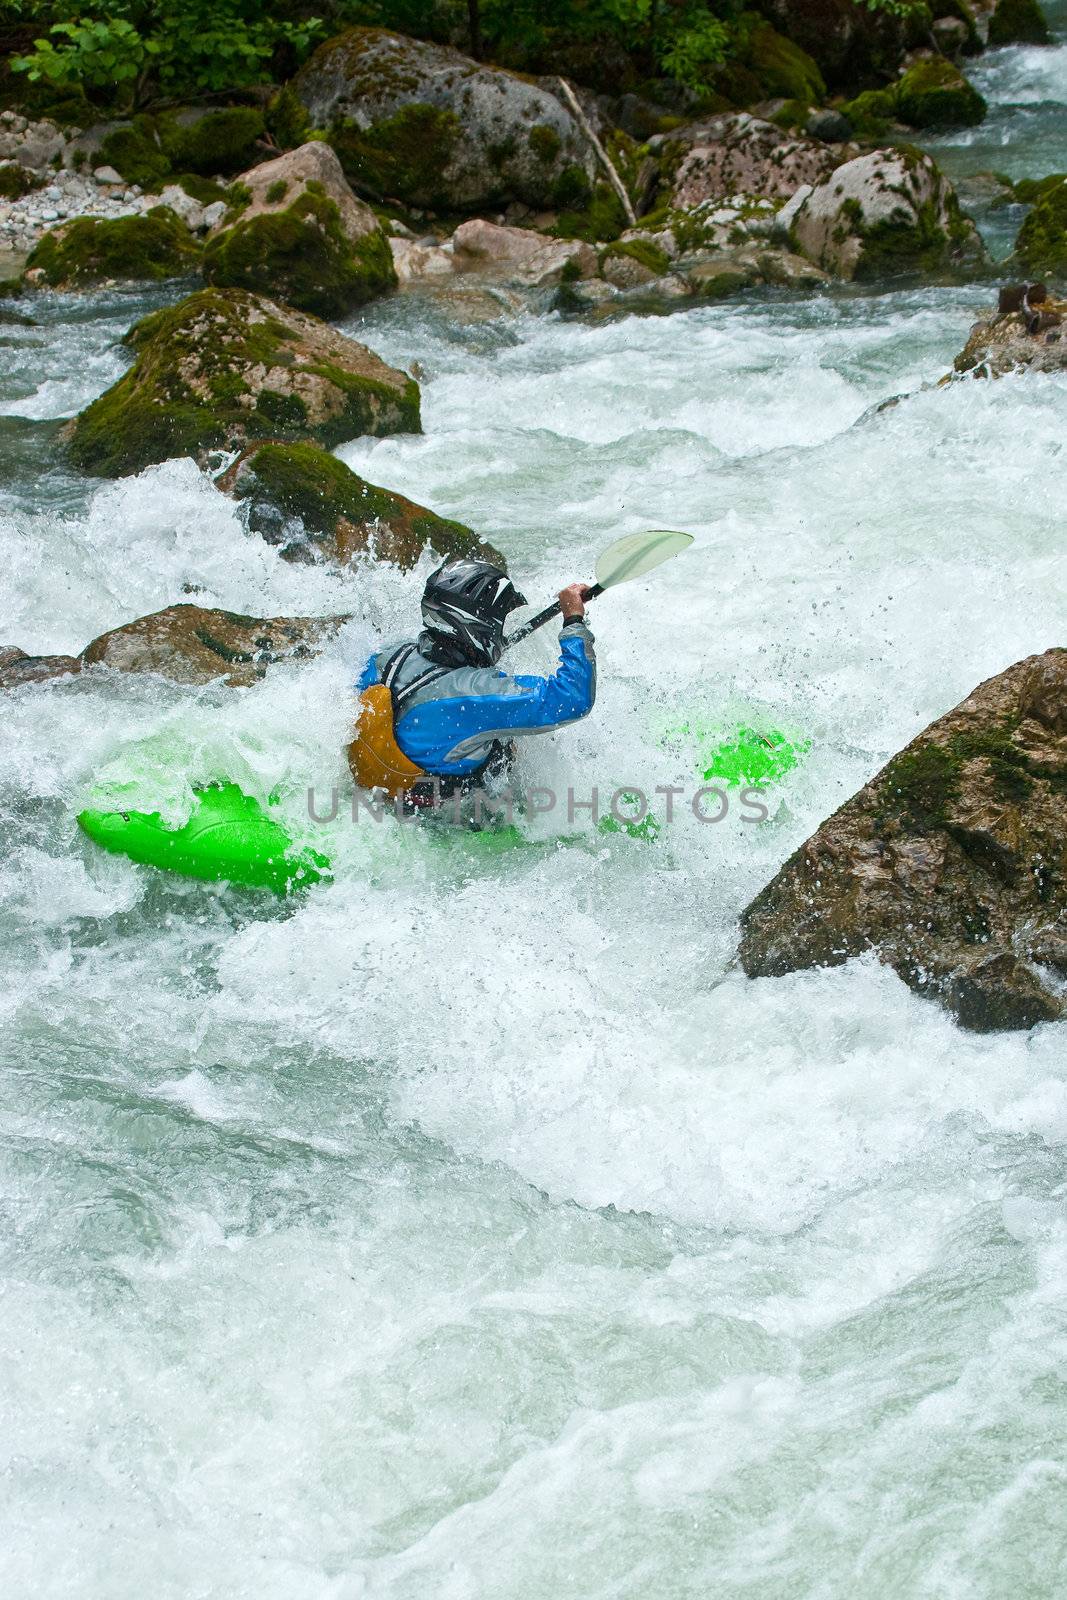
[559,583,589,620]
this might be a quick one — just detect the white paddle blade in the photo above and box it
[594,529,694,590]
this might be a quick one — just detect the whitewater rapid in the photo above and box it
[2,18,1067,1597]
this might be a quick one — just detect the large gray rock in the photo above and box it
[292,27,596,212]
[787,147,985,280]
[211,140,379,245]
[664,114,851,208]
[738,649,1067,1032]
[80,605,349,688]
[450,219,597,287]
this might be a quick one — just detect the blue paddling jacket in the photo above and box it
[358,617,596,777]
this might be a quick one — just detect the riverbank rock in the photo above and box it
[738,649,1067,1032]
[450,219,597,286]
[292,27,596,212]
[202,141,395,318]
[894,58,987,130]
[24,207,201,289]
[785,147,985,279]
[751,0,920,92]
[662,114,850,208]
[80,604,348,687]
[217,440,506,570]
[987,0,1050,46]
[1012,176,1067,277]
[67,288,420,478]
[953,287,1067,377]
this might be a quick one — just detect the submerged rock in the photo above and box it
[663,114,849,208]
[787,147,985,279]
[80,604,348,688]
[202,141,396,318]
[25,207,201,289]
[0,647,82,690]
[953,287,1067,377]
[738,649,1067,1032]
[292,26,595,212]
[218,440,506,570]
[67,288,420,478]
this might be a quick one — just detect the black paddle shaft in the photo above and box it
[502,582,604,654]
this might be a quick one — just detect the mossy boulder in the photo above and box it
[67,288,420,478]
[219,441,506,570]
[750,0,923,91]
[292,27,596,212]
[737,19,826,104]
[987,0,1050,46]
[98,107,266,187]
[667,114,848,209]
[1012,177,1067,276]
[738,649,1067,1031]
[202,141,396,317]
[895,58,986,129]
[788,146,986,280]
[25,208,201,290]
[840,86,899,137]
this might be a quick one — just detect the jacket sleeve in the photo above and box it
[414,621,597,765]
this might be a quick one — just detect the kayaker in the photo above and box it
[351,558,596,810]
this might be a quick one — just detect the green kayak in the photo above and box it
[77,783,332,894]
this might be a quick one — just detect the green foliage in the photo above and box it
[26,205,201,286]
[159,106,265,174]
[0,164,41,199]
[266,84,310,151]
[10,2,325,110]
[100,120,170,183]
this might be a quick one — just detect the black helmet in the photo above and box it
[421,558,526,667]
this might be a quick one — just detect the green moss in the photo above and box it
[550,164,592,211]
[26,208,201,289]
[170,172,228,206]
[841,87,898,137]
[741,19,825,103]
[159,108,266,177]
[100,123,171,187]
[267,85,310,152]
[329,103,460,208]
[851,194,955,280]
[1013,177,1067,274]
[1013,173,1067,204]
[265,179,289,204]
[528,124,562,163]
[881,743,959,828]
[241,440,477,550]
[0,164,39,200]
[601,238,670,276]
[67,288,420,478]
[770,99,811,131]
[895,58,986,129]
[988,0,1050,46]
[202,189,396,318]
[553,180,627,244]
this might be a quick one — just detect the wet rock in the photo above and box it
[390,237,456,282]
[217,440,506,570]
[788,147,985,280]
[80,604,349,688]
[67,287,421,478]
[202,141,396,318]
[450,219,597,287]
[664,114,852,208]
[952,288,1067,377]
[738,649,1067,1032]
[24,207,201,290]
[292,27,596,212]
[806,108,852,143]
[0,648,82,690]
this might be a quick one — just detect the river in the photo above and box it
[2,14,1066,1596]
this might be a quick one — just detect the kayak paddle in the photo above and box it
[502,528,694,653]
